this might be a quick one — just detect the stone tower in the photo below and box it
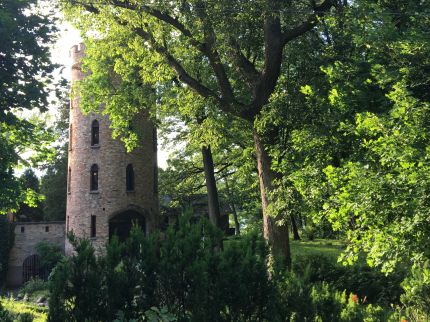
[66,43,159,255]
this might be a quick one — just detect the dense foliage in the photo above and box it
[14,169,44,222]
[39,150,68,221]
[261,0,430,273]
[0,0,58,214]
[48,216,415,321]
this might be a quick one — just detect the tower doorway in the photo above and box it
[109,210,145,242]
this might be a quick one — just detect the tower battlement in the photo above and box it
[70,43,86,70]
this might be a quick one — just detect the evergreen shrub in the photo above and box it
[48,214,274,322]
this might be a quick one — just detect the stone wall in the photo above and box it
[6,222,65,287]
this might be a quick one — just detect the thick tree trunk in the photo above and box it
[201,144,221,228]
[291,214,300,241]
[253,129,291,267]
[224,176,240,235]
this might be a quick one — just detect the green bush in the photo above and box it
[20,278,49,295]
[36,241,64,274]
[273,270,397,321]
[291,253,405,306]
[401,261,430,318]
[49,214,275,322]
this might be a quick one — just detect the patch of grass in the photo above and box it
[0,298,47,322]
[290,239,344,260]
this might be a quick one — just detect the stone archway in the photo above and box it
[22,254,46,283]
[109,209,146,242]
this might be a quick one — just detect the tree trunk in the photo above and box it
[291,214,300,241]
[224,175,240,235]
[253,129,291,267]
[201,144,221,228]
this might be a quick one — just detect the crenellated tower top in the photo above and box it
[69,43,86,71]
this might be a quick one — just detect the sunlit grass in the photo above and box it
[290,238,345,260]
[0,297,47,322]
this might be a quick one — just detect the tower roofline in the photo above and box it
[69,43,86,56]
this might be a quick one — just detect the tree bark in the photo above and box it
[201,144,221,228]
[224,175,240,235]
[253,129,291,267]
[291,214,300,241]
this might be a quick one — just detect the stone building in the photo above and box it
[66,43,159,255]
[7,221,65,287]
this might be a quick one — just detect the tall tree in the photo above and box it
[318,0,430,272]
[15,169,44,222]
[268,0,430,272]
[40,78,70,221]
[62,0,335,264]
[40,145,68,221]
[0,0,58,213]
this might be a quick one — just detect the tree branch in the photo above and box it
[242,0,284,119]
[241,0,334,120]
[110,0,206,51]
[77,0,245,116]
[115,0,237,107]
[282,0,333,44]
[194,2,236,106]
[131,25,219,102]
[228,38,260,87]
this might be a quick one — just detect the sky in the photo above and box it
[51,21,169,169]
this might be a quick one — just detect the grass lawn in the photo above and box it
[290,238,345,261]
[0,298,48,322]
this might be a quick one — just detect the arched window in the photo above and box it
[126,164,134,191]
[90,164,99,191]
[91,120,99,146]
[68,167,71,193]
